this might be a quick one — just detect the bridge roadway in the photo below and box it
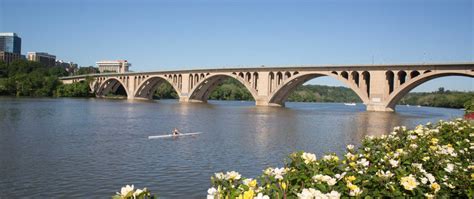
[60,62,474,112]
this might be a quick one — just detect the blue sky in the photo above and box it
[1,0,472,91]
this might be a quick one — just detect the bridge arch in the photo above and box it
[96,77,130,97]
[267,72,370,106]
[385,71,474,110]
[187,73,258,103]
[134,76,181,100]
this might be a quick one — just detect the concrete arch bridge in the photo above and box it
[60,62,474,112]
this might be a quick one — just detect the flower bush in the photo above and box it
[207,119,473,198]
[112,184,155,199]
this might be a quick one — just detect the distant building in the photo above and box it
[0,32,22,64]
[96,60,131,73]
[0,32,21,54]
[56,60,78,75]
[27,52,56,67]
[0,51,22,64]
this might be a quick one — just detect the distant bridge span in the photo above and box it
[60,62,474,112]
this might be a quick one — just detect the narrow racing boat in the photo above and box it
[148,132,202,139]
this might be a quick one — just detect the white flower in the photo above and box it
[376,170,394,179]
[334,172,346,180]
[424,193,435,199]
[408,135,418,140]
[297,188,316,199]
[443,182,455,189]
[254,193,270,199]
[118,185,134,197]
[214,172,225,180]
[297,188,329,199]
[312,174,324,182]
[326,190,341,199]
[347,144,354,150]
[207,187,217,199]
[444,163,454,173]
[400,175,419,191]
[420,177,428,184]
[132,188,144,199]
[273,167,287,180]
[425,173,436,183]
[348,185,363,196]
[389,159,399,167]
[345,152,355,160]
[225,171,241,180]
[323,155,339,162]
[357,158,369,167]
[264,168,274,176]
[301,152,317,164]
[327,177,337,186]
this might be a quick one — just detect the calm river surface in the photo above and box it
[0,98,464,198]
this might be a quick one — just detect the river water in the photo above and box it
[0,98,464,198]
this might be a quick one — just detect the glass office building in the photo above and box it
[0,33,22,54]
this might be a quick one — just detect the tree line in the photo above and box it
[0,60,95,97]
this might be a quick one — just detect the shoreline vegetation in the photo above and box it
[1,60,473,109]
[205,119,473,198]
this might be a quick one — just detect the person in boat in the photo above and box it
[172,128,181,136]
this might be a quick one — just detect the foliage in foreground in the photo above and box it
[112,185,155,199]
[208,119,473,198]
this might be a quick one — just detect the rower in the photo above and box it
[172,128,181,136]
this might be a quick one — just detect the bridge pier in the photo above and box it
[255,98,284,107]
[178,96,206,103]
[366,103,394,112]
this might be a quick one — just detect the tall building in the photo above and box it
[0,32,22,64]
[0,33,21,54]
[96,60,131,73]
[27,52,56,67]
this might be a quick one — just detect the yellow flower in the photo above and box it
[349,162,356,168]
[248,179,257,188]
[280,182,287,190]
[431,138,439,145]
[471,173,474,180]
[430,183,440,193]
[243,190,254,199]
[347,183,358,191]
[429,146,438,151]
[400,175,419,191]
[345,176,356,182]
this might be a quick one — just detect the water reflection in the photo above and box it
[350,111,402,144]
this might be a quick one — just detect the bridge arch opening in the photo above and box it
[96,78,129,98]
[134,76,180,100]
[188,74,257,103]
[268,73,367,106]
[386,72,474,110]
[386,70,395,94]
